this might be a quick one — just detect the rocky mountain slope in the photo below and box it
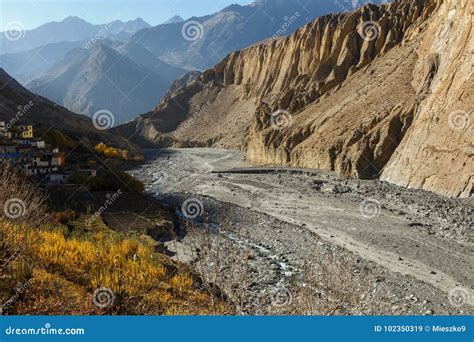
[380,0,473,197]
[117,0,472,198]
[0,16,150,54]
[27,43,185,125]
[0,41,84,84]
[128,0,386,70]
[0,68,137,152]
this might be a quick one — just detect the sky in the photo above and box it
[0,0,255,29]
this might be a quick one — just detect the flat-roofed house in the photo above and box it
[27,150,65,176]
[18,125,33,139]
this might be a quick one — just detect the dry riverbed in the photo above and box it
[130,148,473,315]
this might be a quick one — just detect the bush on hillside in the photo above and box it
[0,161,48,224]
[67,169,144,193]
[95,142,128,161]
[39,129,77,149]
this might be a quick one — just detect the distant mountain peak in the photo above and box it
[113,17,151,33]
[26,38,186,125]
[61,16,89,24]
[130,0,387,70]
[163,15,184,24]
[108,19,125,25]
[86,42,119,63]
[130,17,150,25]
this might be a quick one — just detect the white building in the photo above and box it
[47,172,70,184]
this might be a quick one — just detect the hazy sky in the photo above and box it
[0,0,255,29]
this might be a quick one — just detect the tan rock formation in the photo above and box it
[381,0,473,197]
[117,0,473,197]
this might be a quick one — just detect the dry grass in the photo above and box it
[270,251,377,315]
[0,220,230,315]
[177,220,255,315]
[0,161,48,224]
[0,165,230,315]
[179,212,379,315]
[0,162,379,315]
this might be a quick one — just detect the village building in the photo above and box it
[13,137,46,148]
[17,125,34,139]
[0,123,33,139]
[0,121,9,139]
[1,123,100,186]
[26,149,65,176]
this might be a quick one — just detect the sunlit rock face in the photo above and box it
[119,0,473,197]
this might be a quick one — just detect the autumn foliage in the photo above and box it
[95,142,128,160]
[0,164,229,315]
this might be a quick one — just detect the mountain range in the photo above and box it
[1,0,471,197]
[0,41,84,84]
[0,16,153,85]
[129,0,387,70]
[116,0,472,198]
[27,41,186,125]
[0,16,151,54]
[1,0,380,124]
[0,67,135,151]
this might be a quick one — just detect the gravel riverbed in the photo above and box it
[130,148,473,315]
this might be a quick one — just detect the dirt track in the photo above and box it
[131,148,473,314]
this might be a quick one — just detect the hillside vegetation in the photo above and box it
[0,163,229,315]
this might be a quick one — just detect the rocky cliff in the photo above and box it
[381,0,473,197]
[128,0,386,70]
[118,0,472,198]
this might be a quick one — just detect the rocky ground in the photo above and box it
[129,148,473,315]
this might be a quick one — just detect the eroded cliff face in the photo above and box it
[212,0,437,114]
[119,0,472,197]
[381,0,473,197]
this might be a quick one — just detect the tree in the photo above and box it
[94,142,107,154]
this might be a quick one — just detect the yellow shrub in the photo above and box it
[0,220,230,315]
[94,142,107,153]
[170,274,193,290]
[95,143,128,160]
